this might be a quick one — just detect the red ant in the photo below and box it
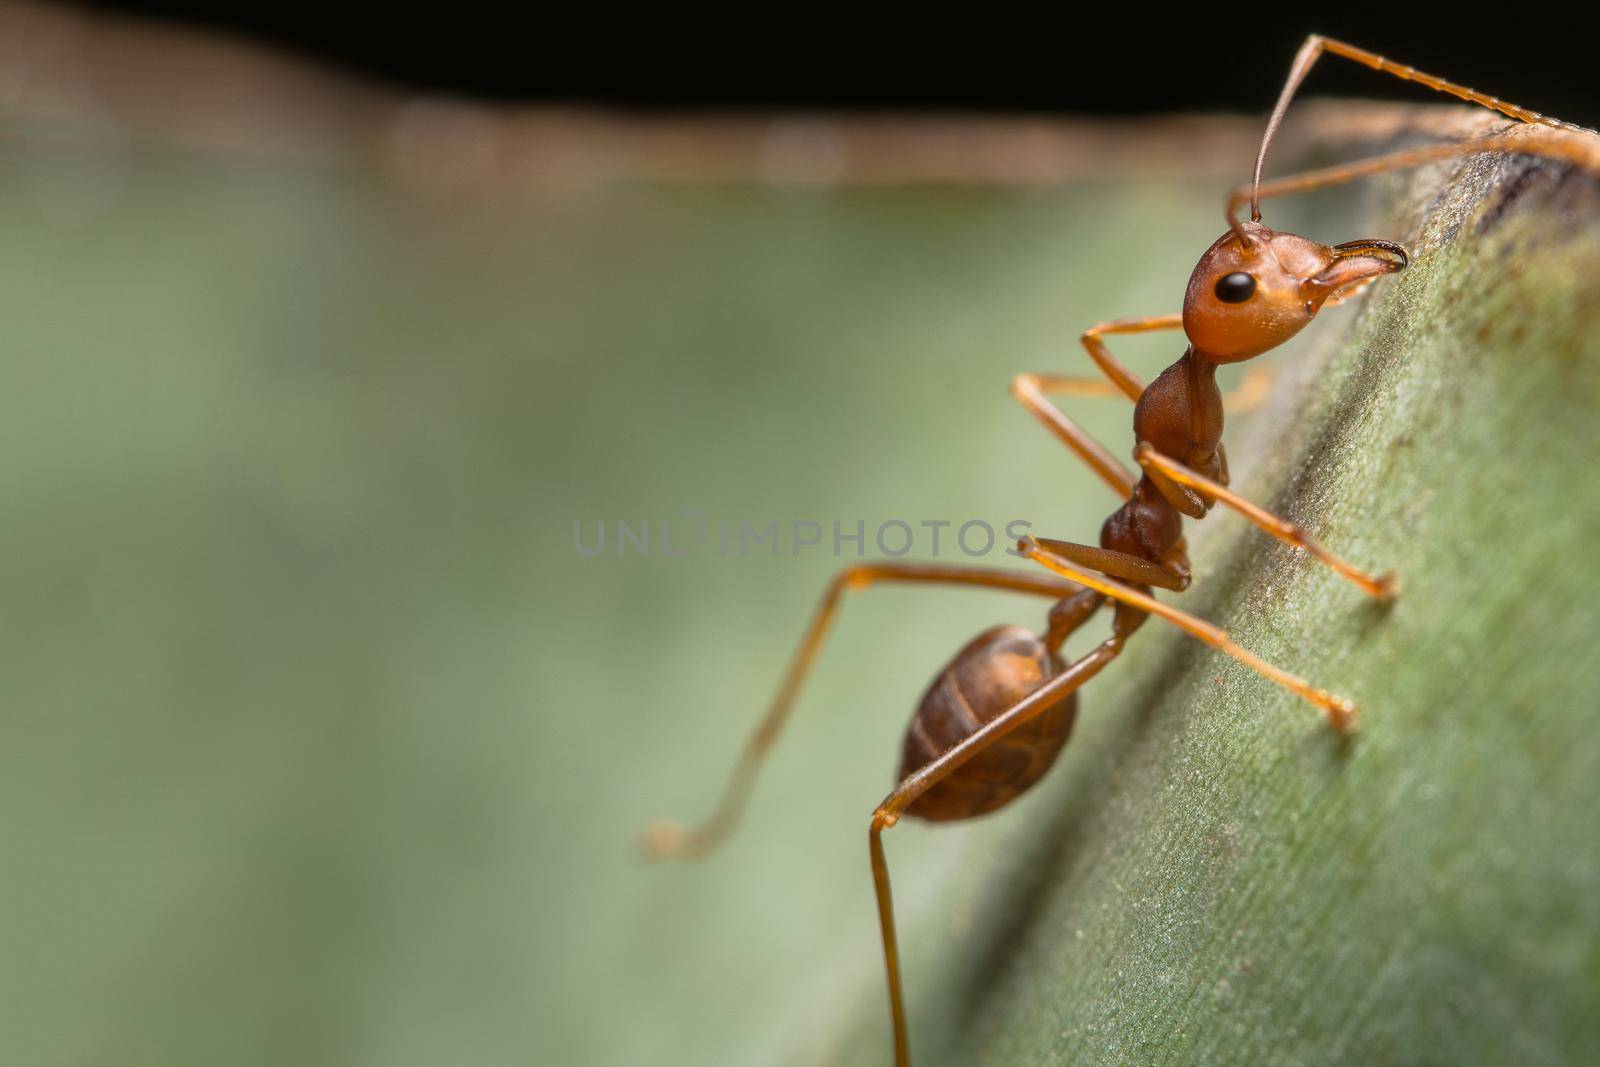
[642,36,1600,1066]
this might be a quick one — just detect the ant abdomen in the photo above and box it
[899,625,1076,822]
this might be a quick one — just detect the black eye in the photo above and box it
[1214,272,1256,303]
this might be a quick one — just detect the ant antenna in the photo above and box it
[1251,38,1323,226]
[1245,35,1578,238]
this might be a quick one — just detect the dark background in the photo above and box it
[79,5,1600,126]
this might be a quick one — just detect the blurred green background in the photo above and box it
[0,107,1299,1063]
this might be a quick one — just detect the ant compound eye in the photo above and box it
[1214,272,1256,303]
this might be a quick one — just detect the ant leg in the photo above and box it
[1135,442,1210,519]
[1022,374,1123,400]
[639,562,1086,859]
[1031,366,1272,415]
[1038,354,1270,419]
[1019,535,1358,729]
[1044,586,1107,648]
[1135,443,1396,600]
[1229,125,1600,236]
[1030,535,1187,592]
[1013,314,1192,496]
[1036,371,1273,422]
[1051,318,1270,413]
[1250,33,1590,223]
[1079,314,1183,400]
[869,626,1129,1067]
[1011,372,1138,497]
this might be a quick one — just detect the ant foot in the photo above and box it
[1371,571,1400,600]
[1311,690,1359,734]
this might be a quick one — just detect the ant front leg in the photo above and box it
[1019,535,1358,729]
[1135,443,1396,600]
[1079,314,1182,400]
[1011,372,1136,498]
[1014,313,1281,495]
[1012,313,1185,498]
[1065,315,1279,415]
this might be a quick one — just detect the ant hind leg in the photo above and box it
[639,561,1087,859]
[868,628,1127,1067]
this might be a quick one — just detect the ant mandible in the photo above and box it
[642,36,1600,1067]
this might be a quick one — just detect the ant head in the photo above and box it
[1182,221,1407,363]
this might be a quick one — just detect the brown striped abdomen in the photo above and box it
[898,625,1076,822]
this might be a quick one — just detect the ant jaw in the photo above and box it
[1305,238,1409,306]
[1333,238,1409,270]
